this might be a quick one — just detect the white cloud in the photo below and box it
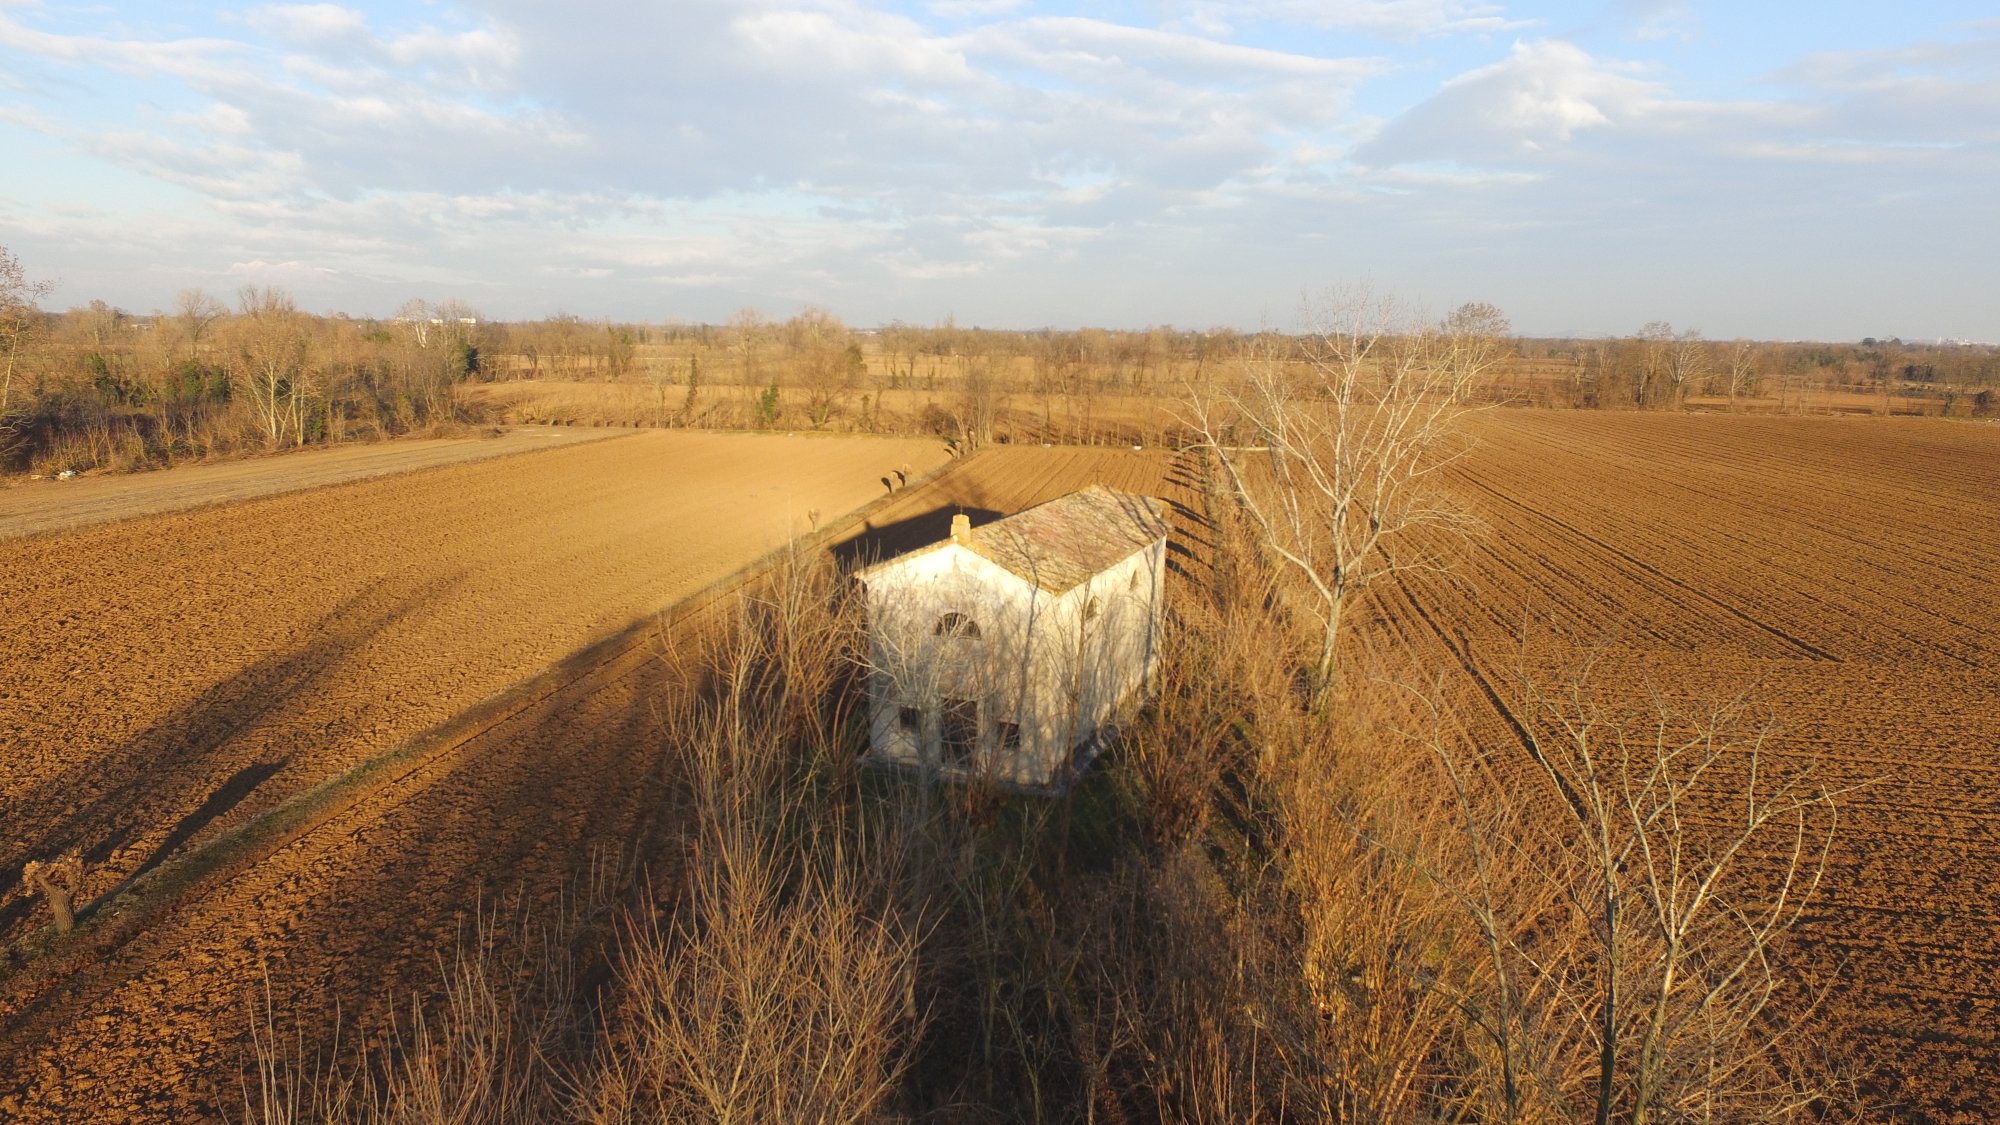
[0,101,53,131]
[1620,0,1693,43]
[1172,0,1533,40]
[1778,34,2000,146]
[926,0,1025,19]
[1,1,1995,338]
[226,258,341,278]
[1352,39,1664,166]
[0,11,240,81]
[247,4,368,46]
[734,6,972,84]
[87,130,308,199]
[985,17,1376,79]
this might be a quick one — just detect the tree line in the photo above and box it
[5,243,1996,476]
[1521,326,2000,414]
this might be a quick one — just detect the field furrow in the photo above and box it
[1388,412,2000,1123]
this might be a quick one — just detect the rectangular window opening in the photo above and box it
[996,720,1021,752]
[898,705,922,734]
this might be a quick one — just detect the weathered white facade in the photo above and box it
[853,486,1169,791]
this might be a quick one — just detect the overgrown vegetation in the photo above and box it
[245,459,1861,1120]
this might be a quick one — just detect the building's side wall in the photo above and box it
[1028,539,1166,784]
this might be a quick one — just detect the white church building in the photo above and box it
[852,485,1170,792]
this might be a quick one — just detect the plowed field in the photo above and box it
[0,429,949,1120]
[1371,412,2000,1123]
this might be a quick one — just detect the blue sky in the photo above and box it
[1,1,1995,339]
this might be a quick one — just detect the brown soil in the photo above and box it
[1370,411,2000,1123]
[0,429,949,1120]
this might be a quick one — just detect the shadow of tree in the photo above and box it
[0,574,461,939]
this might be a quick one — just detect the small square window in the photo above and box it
[898,705,922,733]
[996,721,1021,751]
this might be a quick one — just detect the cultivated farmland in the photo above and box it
[0,429,948,1119]
[0,414,1995,1120]
[1380,412,2000,1123]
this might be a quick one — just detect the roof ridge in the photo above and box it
[856,487,1169,594]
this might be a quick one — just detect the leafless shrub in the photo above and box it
[577,549,926,1123]
[576,838,922,1124]
[243,884,598,1125]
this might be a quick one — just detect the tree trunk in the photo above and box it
[1595,893,1618,1125]
[47,885,74,933]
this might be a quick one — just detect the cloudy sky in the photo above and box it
[1,1,1994,339]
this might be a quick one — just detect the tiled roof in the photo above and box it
[860,485,1169,594]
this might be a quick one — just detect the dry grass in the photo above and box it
[241,467,1858,1123]
[242,548,929,1124]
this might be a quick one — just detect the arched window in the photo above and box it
[935,611,981,638]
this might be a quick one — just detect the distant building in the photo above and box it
[853,486,1170,792]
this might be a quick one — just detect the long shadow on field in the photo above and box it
[197,613,690,1117]
[0,574,461,941]
[132,757,293,882]
[0,605,684,1122]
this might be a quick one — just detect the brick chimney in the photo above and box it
[950,513,971,544]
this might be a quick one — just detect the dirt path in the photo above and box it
[0,425,622,541]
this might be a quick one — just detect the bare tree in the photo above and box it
[70,299,126,351]
[957,357,1001,450]
[1519,672,1845,1124]
[1188,286,1490,706]
[1,245,54,435]
[1441,300,1515,398]
[174,288,227,362]
[729,307,770,386]
[1666,328,1710,409]
[392,296,480,420]
[1724,339,1761,412]
[1634,321,1675,408]
[1398,660,1855,1125]
[787,307,857,429]
[234,286,315,447]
